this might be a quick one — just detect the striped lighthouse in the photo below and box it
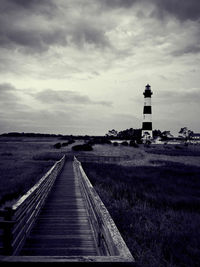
[142,84,153,139]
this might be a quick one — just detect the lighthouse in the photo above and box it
[142,84,153,139]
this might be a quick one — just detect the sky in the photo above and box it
[0,0,200,136]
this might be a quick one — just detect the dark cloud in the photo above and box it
[152,0,200,21]
[0,0,199,56]
[69,23,110,49]
[34,89,112,107]
[0,4,67,54]
[0,83,16,92]
[0,26,68,53]
[0,0,56,16]
[8,0,49,8]
[0,0,110,53]
[99,0,200,21]
[8,0,200,22]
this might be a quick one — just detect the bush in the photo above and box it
[129,140,139,147]
[113,142,119,146]
[175,145,182,149]
[61,142,69,147]
[72,144,93,151]
[89,137,111,145]
[121,141,128,146]
[67,139,75,145]
[53,143,62,149]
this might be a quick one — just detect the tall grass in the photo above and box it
[82,161,200,267]
[145,145,200,157]
[0,139,65,206]
[0,160,54,206]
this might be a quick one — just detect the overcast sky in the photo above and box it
[0,0,200,136]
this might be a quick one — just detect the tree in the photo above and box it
[117,128,142,141]
[161,131,173,141]
[106,129,118,138]
[153,129,162,138]
[179,127,193,143]
[142,131,151,146]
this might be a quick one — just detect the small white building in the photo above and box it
[191,133,200,140]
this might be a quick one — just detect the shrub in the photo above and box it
[67,139,75,145]
[113,142,119,146]
[129,140,139,147]
[72,144,93,151]
[175,145,182,149]
[61,142,69,147]
[89,137,111,145]
[121,141,128,146]
[53,142,62,149]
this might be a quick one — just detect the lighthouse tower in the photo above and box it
[142,84,153,139]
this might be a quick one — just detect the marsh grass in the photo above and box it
[82,161,200,267]
[0,138,66,206]
[145,144,200,157]
[0,160,54,206]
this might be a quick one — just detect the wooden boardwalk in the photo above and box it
[19,159,98,256]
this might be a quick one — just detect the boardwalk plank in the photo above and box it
[19,159,98,256]
[21,248,97,256]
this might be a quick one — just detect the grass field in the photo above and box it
[0,136,77,207]
[82,144,200,267]
[0,137,200,266]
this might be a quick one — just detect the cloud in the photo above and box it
[0,13,67,53]
[151,0,200,21]
[33,89,112,107]
[0,83,110,134]
[0,0,199,77]
[0,0,111,54]
[0,83,113,135]
[0,83,20,102]
[7,0,50,8]
[99,0,138,9]
[69,22,110,49]
[172,43,200,57]
[1,0,56,16]
[155,88,200,105]
[99,0,200,21]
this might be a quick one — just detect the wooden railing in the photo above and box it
[73,157,134,262]
[0,155,65,256]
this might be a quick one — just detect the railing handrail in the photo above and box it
[73,156,134,262]
[0,155,66,255]
[12,155,65,211]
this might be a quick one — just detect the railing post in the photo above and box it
[2,208,14,255]
[98,232,101,247]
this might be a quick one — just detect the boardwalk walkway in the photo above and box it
[19,159,98,256]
